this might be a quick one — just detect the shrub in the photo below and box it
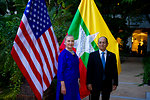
[143,56,150,85]
[0,14,23,99]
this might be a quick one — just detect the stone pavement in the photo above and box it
[82,57,150,100]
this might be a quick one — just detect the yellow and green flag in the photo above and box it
[60,0,121,98]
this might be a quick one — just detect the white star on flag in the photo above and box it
[74,25,99,57]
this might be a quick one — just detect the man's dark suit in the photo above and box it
[86,50,118,100]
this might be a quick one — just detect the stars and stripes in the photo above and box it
[11,0,59,99]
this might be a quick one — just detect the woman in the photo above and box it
[56,35,81,100]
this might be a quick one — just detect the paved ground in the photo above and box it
[82,57,150,100]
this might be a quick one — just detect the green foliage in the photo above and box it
[14,0,27,14]
[0,0,27,15]
[0,88,17,100]
[57,0,65,8]
[138,56,150,86]
[121,0,136,4]
[143,57,150,84]
[48,6,73,45]
[0,14,23,98]
[0,1,7,15]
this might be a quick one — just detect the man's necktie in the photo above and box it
[101,52,105,80]
[101,52,105,68]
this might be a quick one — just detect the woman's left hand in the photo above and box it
[78,79,81,88]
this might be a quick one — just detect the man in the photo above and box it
[86,36,118,100]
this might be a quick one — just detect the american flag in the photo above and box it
[11,0,59,99]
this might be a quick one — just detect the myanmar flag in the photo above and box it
[59,0,121,98]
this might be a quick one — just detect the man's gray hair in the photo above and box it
[99,36,108,43]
